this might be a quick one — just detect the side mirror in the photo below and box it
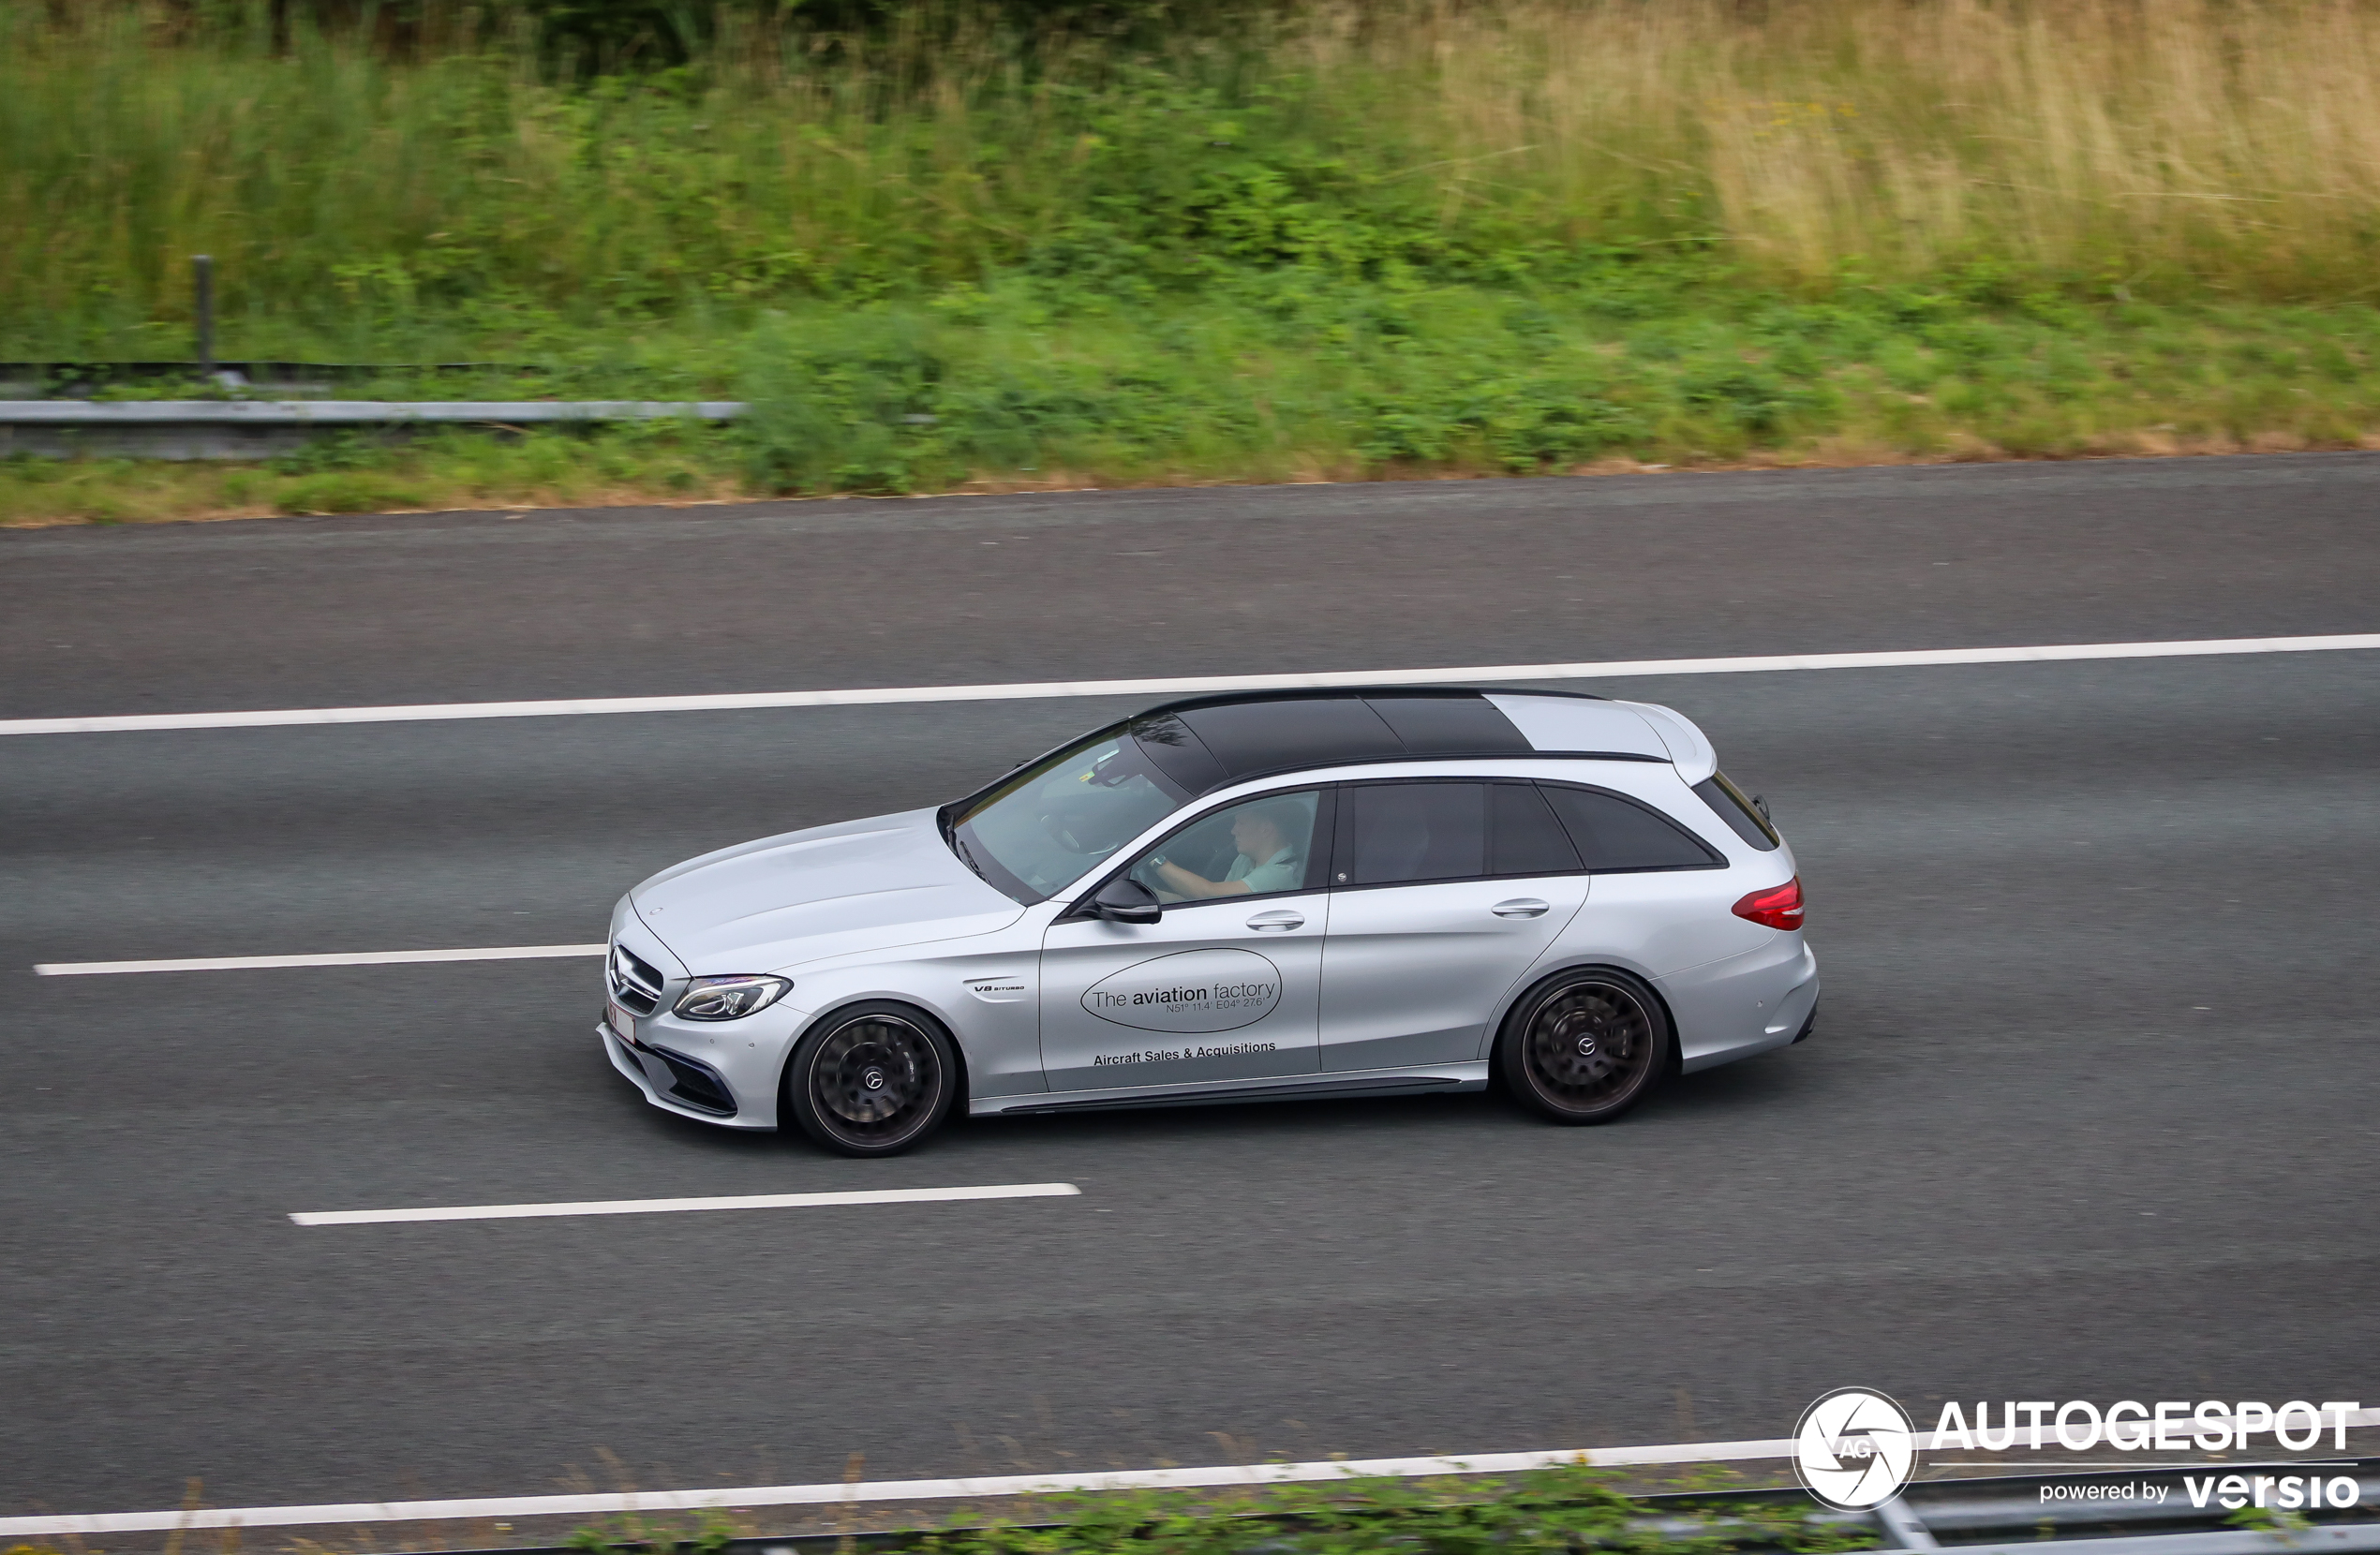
[1088,876,1162,925]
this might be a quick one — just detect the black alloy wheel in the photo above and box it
[1498,969,1671,1125]
[784,1003,957,1156]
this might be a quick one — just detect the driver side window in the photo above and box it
[1126,790,1328,907]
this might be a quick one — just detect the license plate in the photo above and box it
[609,1002,637,1044]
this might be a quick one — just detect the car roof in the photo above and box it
[1125,688,1715,793]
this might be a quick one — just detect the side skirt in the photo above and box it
[972,1063,1489,1118]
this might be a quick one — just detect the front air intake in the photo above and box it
[646,1044,736,1116]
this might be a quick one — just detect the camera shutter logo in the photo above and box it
[1794,1388,1918,1511]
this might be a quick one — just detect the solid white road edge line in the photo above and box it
[290,1182,1082,1225]
[8,1412,2375,1537]
[33,629,2380,976]
[7,633,2378,735]
[33,943,606,977]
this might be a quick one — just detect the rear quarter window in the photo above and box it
[1540,784,1723,872]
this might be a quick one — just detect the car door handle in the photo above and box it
[1246,910,1305,931]
[1492,898,1551,918]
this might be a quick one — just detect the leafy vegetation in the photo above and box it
[6,0,2380,522]
[7,279,2375,525]
[556,1465,1880,1555]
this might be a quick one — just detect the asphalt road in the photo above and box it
[5,456,2377,1523]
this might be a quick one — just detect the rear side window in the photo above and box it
[1541,784,1723,872]
[1693,772,1779,851]
[1338,781,1486,885]
[1489,782,1583,876]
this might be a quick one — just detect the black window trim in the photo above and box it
[1037,761,1728,916]
[1058,786,1339,921]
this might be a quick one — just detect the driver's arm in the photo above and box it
[1152,858,1251,899]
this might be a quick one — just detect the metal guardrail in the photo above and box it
[355,1462,2380,1555]
[0,400,745,460]
[0,363,538,398]
[1630,1463,2380,1553]
[1922,1533,2380,1555]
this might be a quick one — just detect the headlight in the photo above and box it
[673,974,792,1021]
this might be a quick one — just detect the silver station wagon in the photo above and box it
[602,689,1816,1156]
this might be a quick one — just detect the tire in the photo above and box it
[782,1002,958,1157]
[1497,968,1671,1126]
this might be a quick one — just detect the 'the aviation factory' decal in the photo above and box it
[1080,947,1282,1033]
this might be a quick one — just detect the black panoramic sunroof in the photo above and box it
[1179,698,1406,775]
[1137,691,1532,792]
[1365,694,1534,755]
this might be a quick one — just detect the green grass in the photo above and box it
[7,278,2378,526]
[553,1463,1879,1555]
[16,0,2380,354]
[7,0,2380,525]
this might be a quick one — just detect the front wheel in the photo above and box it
[783,1002,958,1157]
[1498,969,1670,1125]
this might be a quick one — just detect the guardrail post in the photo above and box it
[1874,1495,1941,1551]
[193,256,215,378]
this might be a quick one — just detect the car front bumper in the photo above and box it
[602,1020,777,1130]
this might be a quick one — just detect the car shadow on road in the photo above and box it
[929,1043,1829,1158]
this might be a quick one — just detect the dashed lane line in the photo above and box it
[34,943,606,976]
[289,1182,1082,1226]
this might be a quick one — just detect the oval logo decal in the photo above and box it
[1081,948,1282,1033]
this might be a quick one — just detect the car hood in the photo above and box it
[628,807,1024,975]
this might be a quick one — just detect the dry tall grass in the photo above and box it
[7,0,2380,347]
[1334,0,2380,295]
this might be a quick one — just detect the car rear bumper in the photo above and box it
[1666,939,1819,1074]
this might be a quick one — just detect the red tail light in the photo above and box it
[1733,876,1804,931]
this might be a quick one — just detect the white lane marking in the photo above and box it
[33,628,2380,976]
[10,1410,2374,1536]
[33,943,605,977]
[0,1443,1791,1537]
[7,633,2376,735]
[290,1182,1081,1226]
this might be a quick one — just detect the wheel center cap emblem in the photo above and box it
[1576,1036,1599,1056]
[862,1068,886,1090]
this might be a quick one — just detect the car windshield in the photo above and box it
[949,729,1190,901]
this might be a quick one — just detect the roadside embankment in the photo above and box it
[7,0,2380,523]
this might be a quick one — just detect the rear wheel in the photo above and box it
[1498,969,1670,1125]
[783,1002,957,1157]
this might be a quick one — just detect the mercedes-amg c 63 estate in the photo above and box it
[602,689,1815,1155]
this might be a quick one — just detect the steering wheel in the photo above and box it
[1041,804,1121,857]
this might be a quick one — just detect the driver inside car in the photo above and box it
[1149,798,1309,900]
